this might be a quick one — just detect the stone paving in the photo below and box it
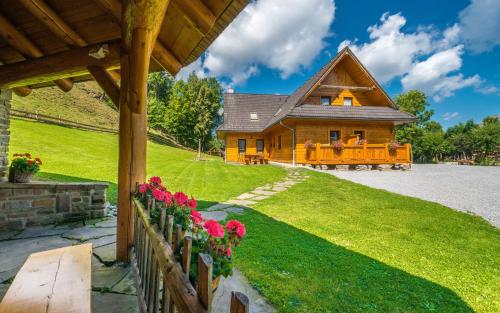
[0,168,309,313]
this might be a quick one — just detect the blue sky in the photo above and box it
[180,0,499,128]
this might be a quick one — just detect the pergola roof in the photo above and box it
[0,0,247,91]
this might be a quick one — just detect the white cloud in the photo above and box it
[186,0,335,86]
[176,58,207,81]
[458,0,500,53]
[442,112,460,121]
[338,13,433,84]
[401,46,481,101]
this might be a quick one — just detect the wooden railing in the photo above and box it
[307,143,411,165]
[131,198,249,313]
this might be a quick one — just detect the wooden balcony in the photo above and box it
[306,143,411,165]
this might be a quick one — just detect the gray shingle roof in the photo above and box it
[288,105,417,121]
[218,93,288,132]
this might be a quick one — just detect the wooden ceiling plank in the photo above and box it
[0,41,120,89]
[318,84,376,92]
[0,13,73,92]
[172,0,216,35]
[19,0,87,47]
[93,0,181,74]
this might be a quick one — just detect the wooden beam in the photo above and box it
[0,59,32,96]
[19,0,87,47]
[174,0,216,34]
[93,0,182,74]
[87,66,120,108]
[0,42,121,89]
[116,0,170,262]
[318,84,376,92]
[0,14,73,92]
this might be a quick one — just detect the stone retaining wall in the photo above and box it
[0,90,11,182]
[0,182,108,230]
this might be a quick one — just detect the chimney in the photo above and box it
[227,87,234,94]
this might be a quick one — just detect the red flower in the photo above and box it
[152,189,165,201]
[27,160,34,165]
[35,157,42,165]
[174,192,188,206]
[164,191,173,205]
[226,245,232,257]
[187,197,197,209]
[138,183,148,193]
[190,209,203,225]
[149,176,162,185]
[226,220,246,239]
[203,219,224,238]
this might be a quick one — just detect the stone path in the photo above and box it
[0,168,309,313]
[204,168,309,313]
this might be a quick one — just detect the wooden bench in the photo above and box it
[0,243,92,313]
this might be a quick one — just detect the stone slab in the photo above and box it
[0,231,19,241]
[206,203,232,212]
[224,207,245,214]
[92,265,130,290]
[112,270,136,295]
[271,186,288,192]
[0,283,9,301]
[93,243,116,264]
[92,218,117,228]
[252,195,270,201]
[251,190,276,196]
[201,211,228,221]
[87,235,116,248]
[13,225,69,239]
[92,291,139,313]
[227,199,257,206]
[63,226,116,241]
[212,269,275,313]
[237,193,257,200]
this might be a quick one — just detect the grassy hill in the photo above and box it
[12,82,119,129]
[9,119,286,206]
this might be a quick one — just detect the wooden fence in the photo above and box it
[132,198,249,313]
[307,143,411,165]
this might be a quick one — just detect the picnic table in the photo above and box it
[244,153,268,165]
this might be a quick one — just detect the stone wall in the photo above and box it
[0,182,108,230]
[0,90,11,182]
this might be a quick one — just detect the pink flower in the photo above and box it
[164,191,173,205]
[226,220,246,239]
[226,245,232,257]
[152,189,165,201]
[203,219,224,238]
[139,183,148,193]
[190,209,203,225]
[187,197,197,209]
[174,192,188,206]
[149,176,162,185]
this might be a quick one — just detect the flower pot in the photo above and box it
[14,170,34,183]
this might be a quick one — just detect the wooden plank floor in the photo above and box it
[0,243,92,313]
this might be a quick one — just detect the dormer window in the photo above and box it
[343,97,353,106]
[320,96,331,106]
[250,113,258,120]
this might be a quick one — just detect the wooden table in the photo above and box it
[0,243,92,313]
[244,153,261,164]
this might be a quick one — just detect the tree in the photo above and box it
[146,72,174,131]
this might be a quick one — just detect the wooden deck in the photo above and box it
[306,143,411,165]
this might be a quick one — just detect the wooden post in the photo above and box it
[116,0,170,262]
[182,236,192,274]
[316,143,321,164]
[198,253,213,311]
[230,292,249,313]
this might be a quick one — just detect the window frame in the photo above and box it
[353,130,366,140]
[329,130,341,144]
[238,139,246,153]
[343,96,353,106]
[320,96,331,106]
[256,139,264,153]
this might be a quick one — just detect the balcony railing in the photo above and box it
[306,143,411,165]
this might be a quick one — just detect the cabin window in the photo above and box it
[329,130,340,144]
[238,139,246,153]
[256,139,264,153]
[278,136,282,150]
[320,96,331,106]
[354,130,365,140]
[343,97,353,106]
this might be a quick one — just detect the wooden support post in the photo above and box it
[182,236,192,274]
[230,292,249,313]
[197,253,213,311]
[87,65,120,108]
[316,143,321,164]
[116,0,170,262]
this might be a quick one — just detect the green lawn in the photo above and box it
[9,119,287,207]
[10,119,499,312]
[232,170,499,313]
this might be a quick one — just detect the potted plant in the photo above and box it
[304,139,313,159]
[388,141,400,154]
[332,140,344,154]
[9,153,42,183]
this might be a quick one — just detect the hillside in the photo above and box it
[11,82,119,129]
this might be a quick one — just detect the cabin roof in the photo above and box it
[218,93,288,132]
[219,47,416,133]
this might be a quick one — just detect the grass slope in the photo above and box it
[232,170,500,313]
[12,82,119,129]
[10,119,287,207]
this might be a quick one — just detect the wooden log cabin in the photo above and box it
[218,47,416,166]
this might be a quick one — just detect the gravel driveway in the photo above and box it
[324,164,500,227]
